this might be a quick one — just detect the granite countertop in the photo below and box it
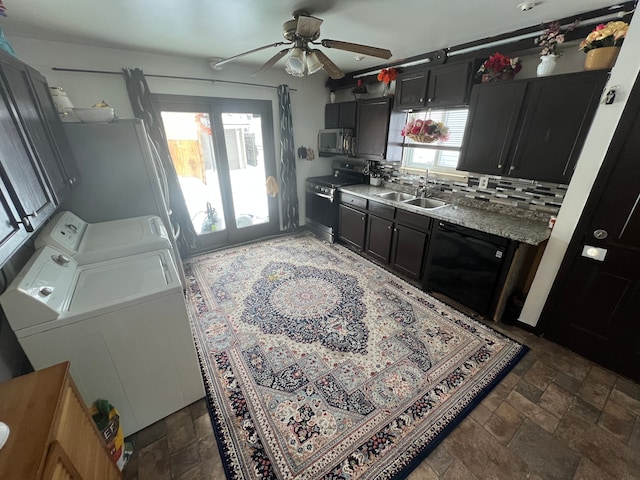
[340,185,551,246]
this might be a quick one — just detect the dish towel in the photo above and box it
[265,176,280,197]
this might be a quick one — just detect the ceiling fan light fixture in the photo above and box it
[285,47,305,74]
[306,50,324,74]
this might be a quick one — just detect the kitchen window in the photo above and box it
[401,108,469,171]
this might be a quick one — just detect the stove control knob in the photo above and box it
[39,287,53,297]
[52,253,71,266]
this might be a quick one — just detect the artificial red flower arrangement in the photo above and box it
[477,52,522,80]
[377,68,397,84]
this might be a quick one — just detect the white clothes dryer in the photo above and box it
[0,246,204,436]
[35,210,172,264]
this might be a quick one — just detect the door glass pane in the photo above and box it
[221,113,270,229]
[161,111,226,235]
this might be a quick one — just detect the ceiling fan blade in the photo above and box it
[212,42,289,68]
[296,14,323,38]
[313,50,345,79]
[321,39,392,59]
[251,49,291,77]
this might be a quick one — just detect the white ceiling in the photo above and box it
[1,0,630,76]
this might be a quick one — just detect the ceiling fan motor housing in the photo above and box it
[282,19,320,42]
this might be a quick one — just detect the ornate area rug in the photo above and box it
[185,233,528,479]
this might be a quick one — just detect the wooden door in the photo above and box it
[392,224,428,280]
[356,97,392,160]
[339,204,366,250]
[457,81,527,175]
[0,79,54,237]
[28,67,81,191]
[541,73,640,382]
[426,62,472,108]
[394,70,429,110]
[510,71,607,184]
[0,53,66,202]
[338,101,357,128]
[366,214,393,263]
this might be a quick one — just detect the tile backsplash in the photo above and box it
[375,162,566,217]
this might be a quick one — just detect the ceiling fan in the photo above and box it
[210,11,392,79]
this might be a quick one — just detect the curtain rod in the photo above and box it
[51,67,296,91]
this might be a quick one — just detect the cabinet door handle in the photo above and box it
[17,212,38,233]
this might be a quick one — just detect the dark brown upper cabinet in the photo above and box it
[0,50,81,266]
[457,81,528,176]
[356,97,393,160]
[324,101,357,129]
[0,74,56,264]
[458,71,608,184]
[0,51,79,202]
[394,61,473,111]
[394,70,430,110]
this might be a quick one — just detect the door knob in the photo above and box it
[593,229,608,240]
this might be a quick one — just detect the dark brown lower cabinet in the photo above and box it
[391,224,428,280]
[338,204,366,250]
[366,214,393,262]
[339,196,431,283]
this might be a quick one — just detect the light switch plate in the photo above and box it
[479,176,489,189]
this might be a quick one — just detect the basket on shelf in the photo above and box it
[406,134,439,144]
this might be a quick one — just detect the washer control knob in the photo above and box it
[39,287,53,296]
[65,223,78,233]
[52,253,71,266]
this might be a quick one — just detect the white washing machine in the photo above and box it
[35,210,172,264]
[0,246,204,436]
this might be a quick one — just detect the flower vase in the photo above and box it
[481,72,515,83]
[382,82,391,97]
[584,47,620,71]
[537,55,557,77]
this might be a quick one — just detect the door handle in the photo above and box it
[593,229,608,240]
[17,212,38,233]
[581,245,607,261]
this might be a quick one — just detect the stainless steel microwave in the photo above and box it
[318,128,355,157]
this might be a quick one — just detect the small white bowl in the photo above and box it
[72,107,115,123]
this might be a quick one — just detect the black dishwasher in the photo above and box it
[425,221,513,315]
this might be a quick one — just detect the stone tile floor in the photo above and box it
[122,322,640,480]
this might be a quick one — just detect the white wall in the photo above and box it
[8,36,335,226]
[519,21,640,327]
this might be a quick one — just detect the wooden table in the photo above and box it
[0,362,122,480]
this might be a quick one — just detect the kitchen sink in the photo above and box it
[376,191,417,202]
[403,197,449,209]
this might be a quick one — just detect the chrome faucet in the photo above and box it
[416,168,431,198]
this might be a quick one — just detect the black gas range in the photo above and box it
[305,161,365,243]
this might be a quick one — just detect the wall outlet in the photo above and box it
[479,176,489,189]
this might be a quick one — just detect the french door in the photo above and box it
[154,95,279,253]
